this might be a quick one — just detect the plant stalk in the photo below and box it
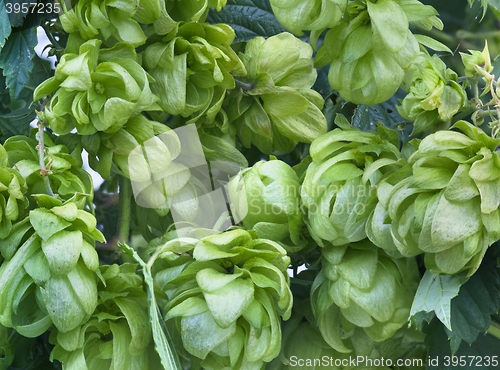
[117,176,132,244]
[487,320,500,341]
[36,119,54,197]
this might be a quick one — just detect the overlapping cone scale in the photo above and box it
[0,196,105,338]
[33,39,160,136]
[311,240,420,353]
[234,159,307,253]
[397,53,467,136]
[368,121,500,276]
[315,0,443,105]
[229,32,327,154]
[144,21,245,122]
[153,229,293,369]
[49,263,159,370]
[301,123,403,247]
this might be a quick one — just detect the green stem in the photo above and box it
[456,29,500,40]
[117,176,132,244]
[235,79,254,91]
[487,320,500,340]
[37,120,54,197]
[451,106,476,123]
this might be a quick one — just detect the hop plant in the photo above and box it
[301,122,403,247]
[315,0,443,105]
[3,131,93,202]
[398,53,467,135]
[368,121,500,276]
[144,22,245,121]
[311,240,420,353]
[0,145,28,239]
[269,0,347,37]
[154,229,293,369]
[49,263,160,370]
[81,114,170,179]
[231,158,307,252]
[0,196,105,337]
[33,40,160,136]
[59,0,162,46]
[228,32,327,154]
[268,273,425,370]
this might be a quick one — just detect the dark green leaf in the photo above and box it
[424,317,500,370]
[206,0,287,43]
[0,28,37,101]
[446,257,500,355]
[0,0,11,48]
[352,90,408,132]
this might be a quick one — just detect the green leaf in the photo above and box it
[0,0,11,49]
[206,0,287,43]
[0,28,37,101]
[118,242,182,370]
[409,270,466,331]
[352,90,408,132]
[446,257,500,355]
[424,317,500,370]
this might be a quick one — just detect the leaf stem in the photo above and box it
[36,117,54,197]
[235,79,254,91]
[117,176,132,244]
[487,320,500,341]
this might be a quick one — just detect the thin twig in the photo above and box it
[36,114,54,197]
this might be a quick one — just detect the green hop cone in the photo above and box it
[268,273,425,370]
[460,42,493,78]
[368,121,500,276]
[311,240,420,353]
[3,131,93,202]
[0,145,28,240]
[144,22,245,121]
[232,158,307,252]
[60,0,162,46]
[228,32,327,154]
[0,196,105,337]
[301,121,403,247]
[81,114,170,179]
[154,229,293,369]
[269,0,347,37]
[50,263,160,370]
[315,0,443,105]
[33,40,160,136]
[398,53,467,135]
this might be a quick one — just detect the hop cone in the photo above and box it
[315,0,443,105]
[4,131,93,202]
[301,123,403,247]
[228,32,327,154]
[81,114,170,179]
[398,53,467,135]
[268,274,425,370]
[144,22,245,121]
[368,121,500,276]
[270,0,347,37]
[50,264,160,370]
[0,197,105,337]
[33,40,160,135]
[311,240,419,353]
[0,145,28,240]
[60,0,162,46]
[232,159,307,252]
[154,229,293,369]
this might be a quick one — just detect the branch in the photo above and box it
[36,114,54,197]
[117,176,132,244]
